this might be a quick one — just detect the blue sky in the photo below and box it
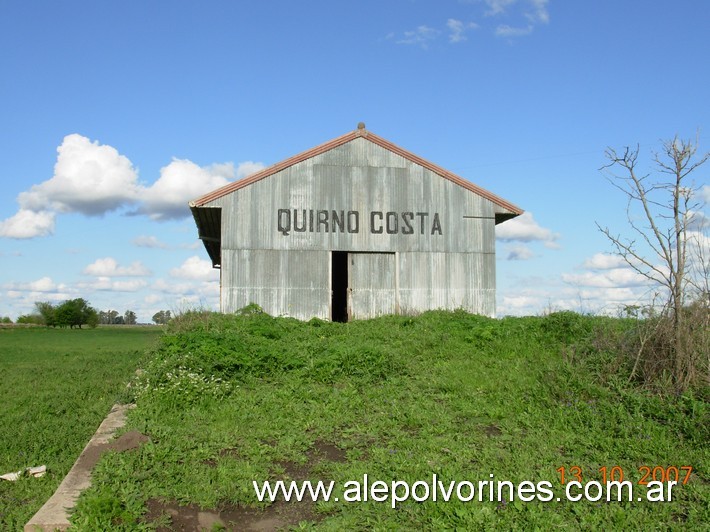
[1,0,708,322]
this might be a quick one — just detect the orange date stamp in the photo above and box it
[556,466,693,486]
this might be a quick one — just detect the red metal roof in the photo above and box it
[189,126,523,216]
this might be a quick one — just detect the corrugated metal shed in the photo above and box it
[190,124,522,321]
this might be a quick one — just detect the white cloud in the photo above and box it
[144,294,162,305]
[138,159,232,220]
[562,268,649,289]
[526,0,549,23]
[169,256,218,281]
[497,280,649,317]
[447,19,479,43]
[505,244,535,260]
[235,161,266,179]
[83,257,152,277]
[133,235,169,249]
[19,134,141,215]
[397,25,440,48]
[701,185,710,203]
[686,209,710,232]
[180,240,203,250]
[137,159,265,221]
[581,253,628,270]
[499,294,541,313]
[6,290,71,303]
[0,209,55,239]
[0,133,265,239]
[153,278,198,295]
[482,0,516,16]
[495,24,533,37]
[4,276,68,293]
[496,212,559,244]
[78,277,148,292]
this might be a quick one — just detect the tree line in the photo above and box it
[17,299,99,328]
[15,300,174,327]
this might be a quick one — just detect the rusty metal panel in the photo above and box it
[348,253,396,319]
[221,249,330,320]
[397,252,496,317]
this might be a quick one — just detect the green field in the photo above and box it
[57,311,707,530]
[0,326,163,530]
[1,315,707,530]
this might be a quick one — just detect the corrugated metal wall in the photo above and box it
[208,137,500,320]
[221,249,330,319]
[348,253,396,319]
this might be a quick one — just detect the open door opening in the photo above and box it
[331,251,349,322]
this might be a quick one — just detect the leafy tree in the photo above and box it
[17,314,43,325]
[86,309,99,328]
[100,309,120,325]
[55,298,99,329]
[124,310,137,325]
[34,301,57,327]
[0,316,12,324]
[152,310,171,325]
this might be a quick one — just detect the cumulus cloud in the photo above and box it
[701,185,710,203]
[133,235,169,249]
[83,257,152,277]
[19,134,141,215]
[78,277,148,292]
[562,268,649,289]
[135,159,265,220]
[4,276,68,293]
[505,244,535,260]
[447,19,479,43]
[153,278,198,295]
[686,209,710,232]
[138,159,232,220]
[235,161,266,179]
[144,294,163,305]
[496,212,559,245]
[0,209,55,239]
[581,253,628,270]
[0,134,265,239]
[169,256,218,281]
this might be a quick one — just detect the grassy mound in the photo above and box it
[71,310,708,530]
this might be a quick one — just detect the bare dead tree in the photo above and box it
[597,135,709,391]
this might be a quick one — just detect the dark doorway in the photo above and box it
[331,251,348,322]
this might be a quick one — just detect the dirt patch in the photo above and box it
[312,440,347,463]
[201,447,244,468]
[145,498,319,531]
[276,439,347,480]
[78,431,151,471]
[483,424,502,437]
[162,439,344,530]
[107,430,151,452]
[218,447,241,458]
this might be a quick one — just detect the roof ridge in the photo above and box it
[189,127,522,216]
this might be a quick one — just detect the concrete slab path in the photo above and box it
[24,403,134,532]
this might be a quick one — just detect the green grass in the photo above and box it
[0,326,163,530]
[67,311,708,530]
